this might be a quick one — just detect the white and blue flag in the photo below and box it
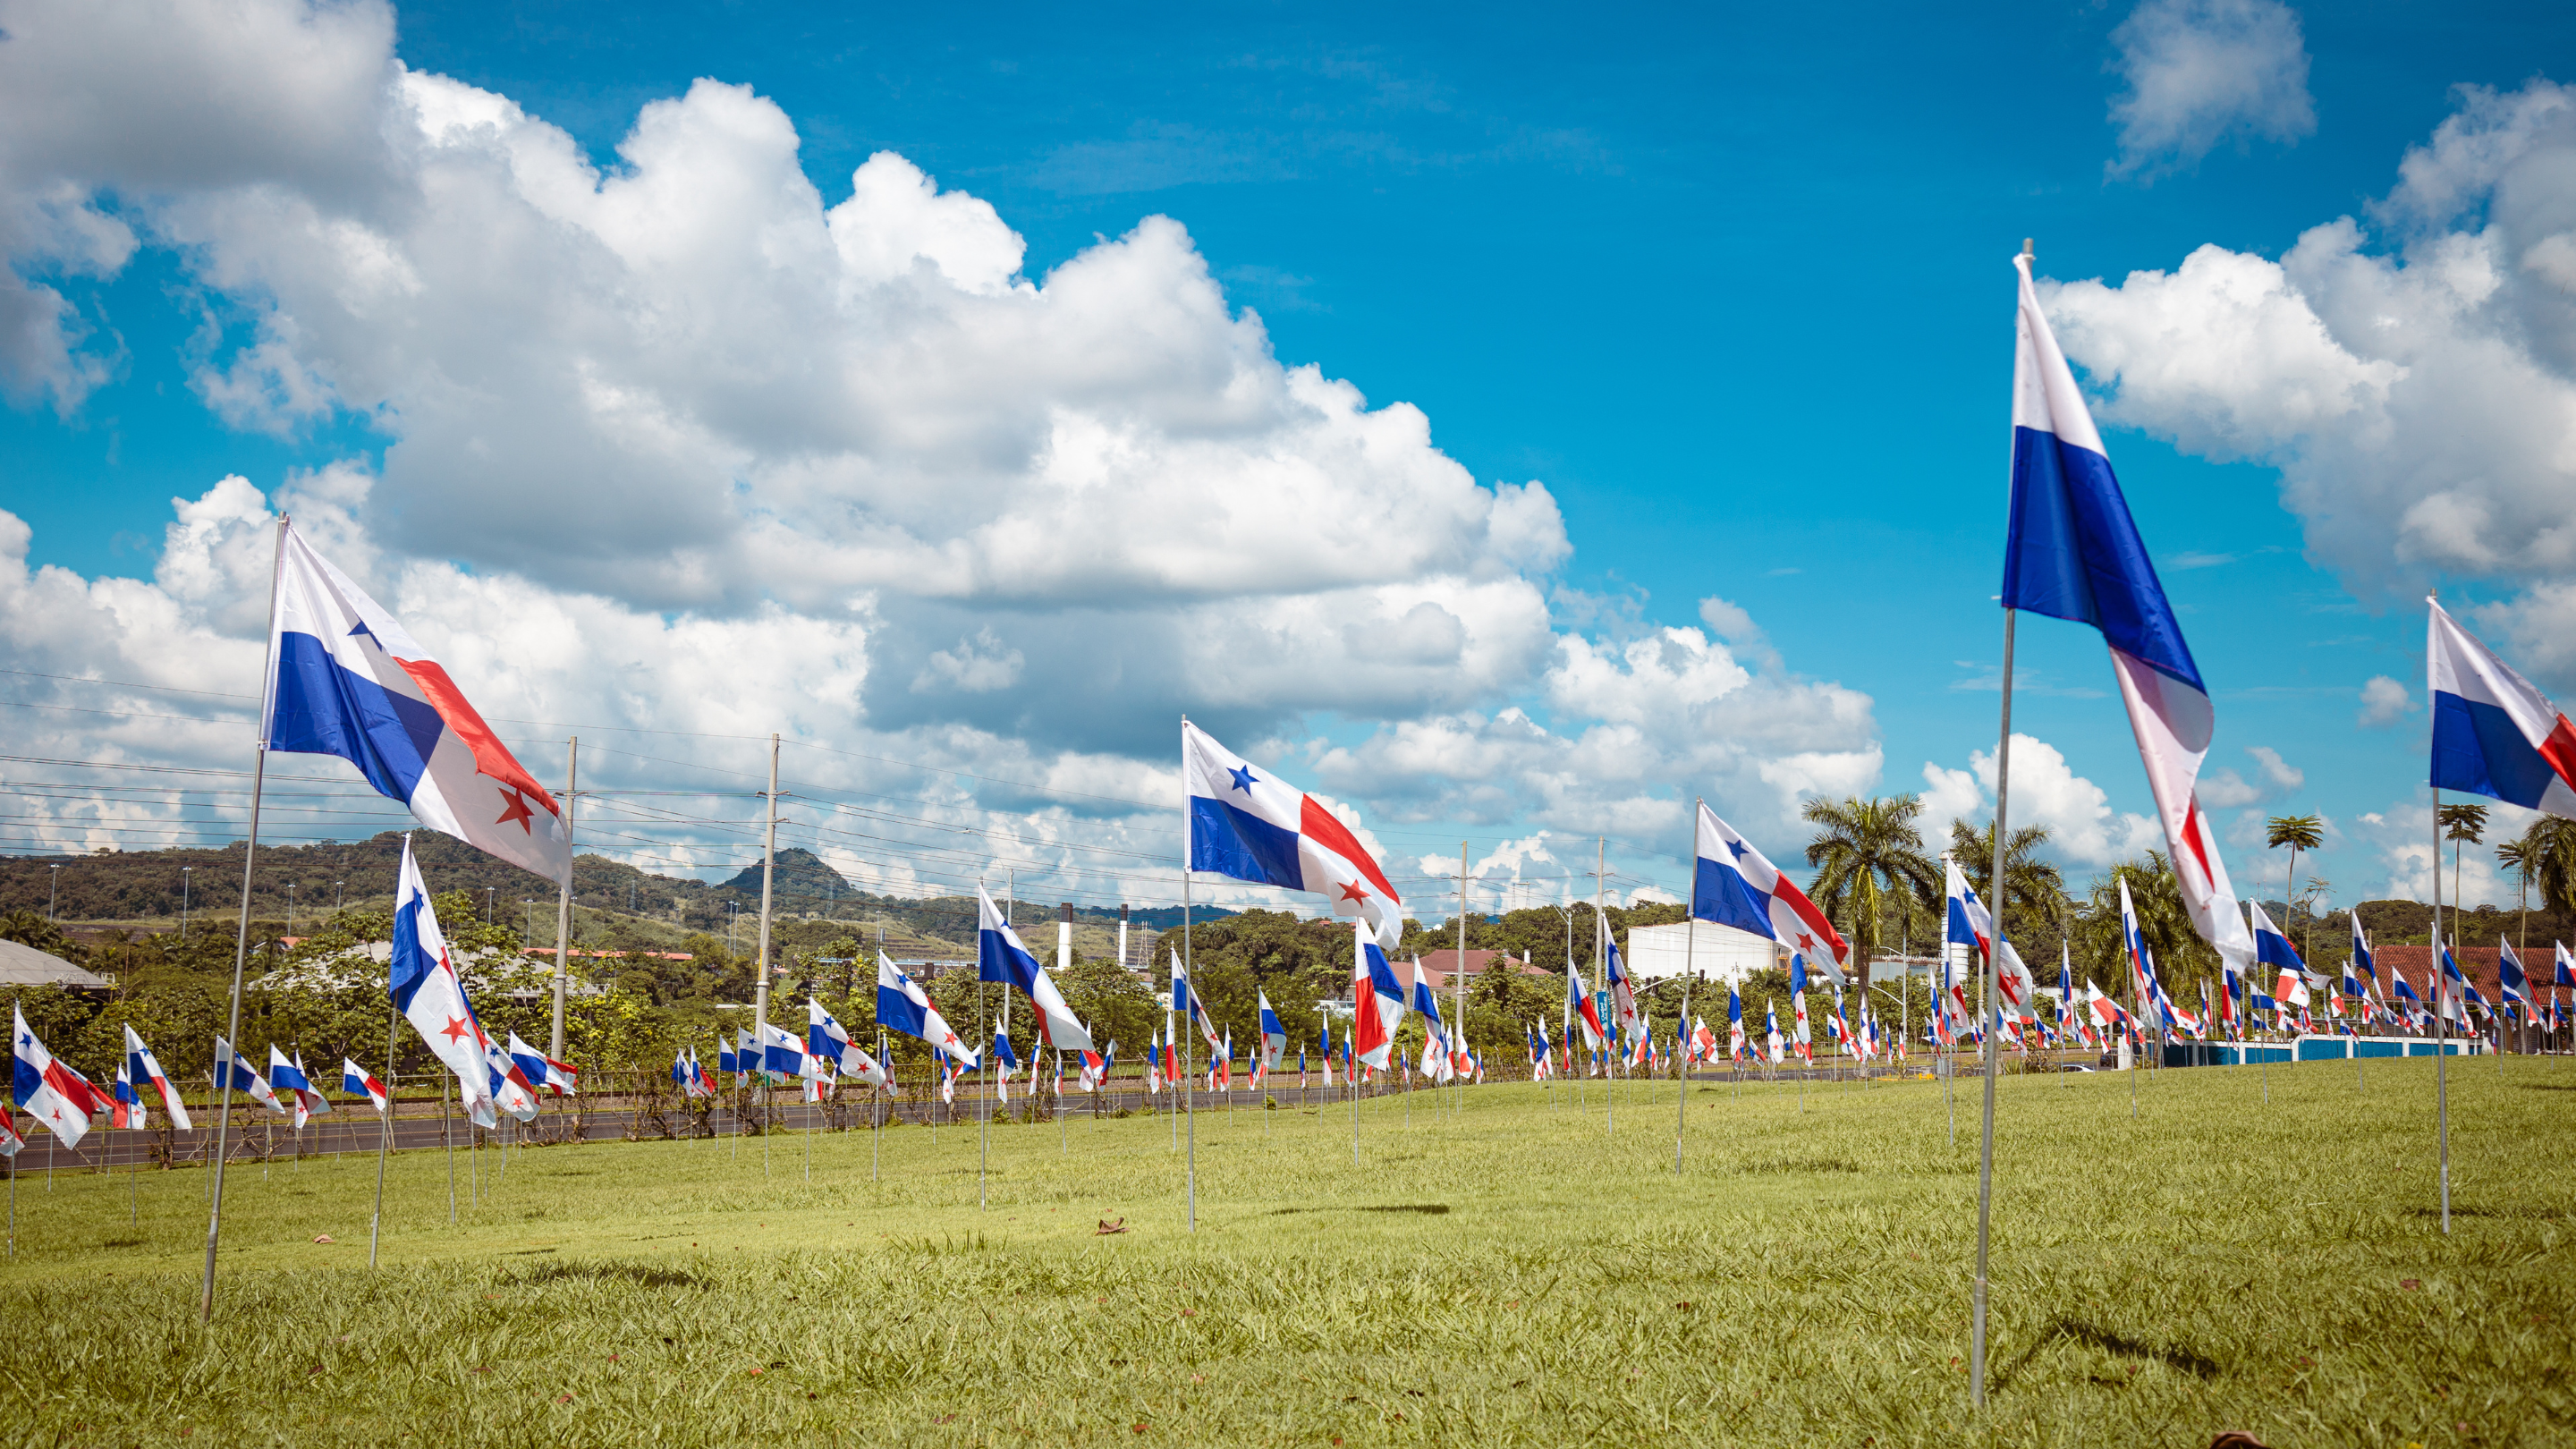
[2002,252,2251,972]
[389,834,497,1129]
[882,950,982,1065]
[975,886,1089,1054]
[1692,802,1849,975]
[809,998,890,1088]
[265,520,569,884]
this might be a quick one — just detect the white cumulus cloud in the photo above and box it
[2358,674,2413,727]
[2106,0,2316,180]
[2046,80,2576,691]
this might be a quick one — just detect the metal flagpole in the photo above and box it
[1596,837,1612,1138]
[1970,595,2018,1409]
[1679,815,1699,1174]
[1352,919,1363,1164]
[1182,759,1198,1233]
[1458,842,1469,1121]
[550,737,578,1061]
[874,1027,885,1182]
[753,733,779,1177]
[369,1002,397,1268]
[199,513,287,1325]
[442,1069,454,1222]
[2432,781,2450,1235]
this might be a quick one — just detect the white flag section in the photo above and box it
[2428,600,2576,819]
[974,888,1089,1054]
[1994,939,2040,1022]
[1691,803,1850,974]
[2002,257,2252,976]
[389,835,500,1129]
[265,521,571,884]
[809,999,891,1088]
[1184,720,1403,947]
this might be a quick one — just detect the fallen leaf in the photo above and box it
[312,1234,335,1244]
[2401,1278,2421,1291]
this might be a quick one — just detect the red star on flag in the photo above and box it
[495,788,536,833]
[1338,881,1371,904]
[440,1017,471,1045]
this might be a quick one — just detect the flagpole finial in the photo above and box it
[2021,238,2034,259]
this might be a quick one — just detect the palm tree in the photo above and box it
[2437,802,2490,912]
[2265,813,2324,939]
[2501,818,2576,920]
[1801,795,1940,996]
[1945,819,2070,953]
[2071,853,2214,998]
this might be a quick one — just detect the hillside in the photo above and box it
[0,835,1233,963]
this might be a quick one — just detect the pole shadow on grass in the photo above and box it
[493,1261,708,1290]
[1988,1317,2220,1398]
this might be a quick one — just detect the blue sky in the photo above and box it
[4,0,2572,919]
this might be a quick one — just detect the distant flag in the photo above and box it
[110,1058,144,1131]
[1352,920,1402,1071]
[2250,900,2309,1006]
[1602,922,1641,1041]
[1728,983,1746,1063]
[507,1032,575,1097]
[482,1036,541,1122]
[0,1112,22,1159]
[264,519,571,883]
[880,951,979,1066]
[718,1038,739,1076]
[389,834,498,1128]
[1693,803,1850,975]
[1258,991,1288,1073]
[2004,252,2255,974]
[1764,1001,1784,1064]
[2555,941,2576,989]
[1185,720,1403,945]
[976,886,1087,1053]
[1319,1018,1335,1089]
[268,1046,330,1127]
[123,1025,192,1131]
[213,1037,287,1120]
[1945,858,1996,961]
[342,1058,390,1113]
[810,998,891,1089]
[2498,938,2531,1013]
[1569,959,1606,1049]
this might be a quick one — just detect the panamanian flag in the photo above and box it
[2002,254,2253,975]
[1185,720,1402,946]
[265,520,570,883]
[1692,802,1850,974]
[2428,601,2576,819]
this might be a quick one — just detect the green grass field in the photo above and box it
[3,1058,2570,1447]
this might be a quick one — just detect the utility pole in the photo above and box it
[752,733,780,1173]
[551,736,580,1061]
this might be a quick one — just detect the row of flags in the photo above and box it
[9,1004,409,1155]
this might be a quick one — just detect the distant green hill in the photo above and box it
[1,834,1232,954]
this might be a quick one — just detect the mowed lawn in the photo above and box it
[3,1059,2571,1447]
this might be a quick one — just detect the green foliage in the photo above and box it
[2070,852,2213,996]
[1801,792,1940,988]
[1947,818,2072,963]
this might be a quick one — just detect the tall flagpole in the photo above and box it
[2432,781,2450,1235]
[1180,744,1198,1233]
[1457,842,1469,1118]
[1595,836,1611,1136]
[1971,600,2021,1407]
[550,737,579,1060]
[369,999,397,1268]
[1679,805,1700,1174]
[753,733,779,1176]
[201,513,287,1324]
